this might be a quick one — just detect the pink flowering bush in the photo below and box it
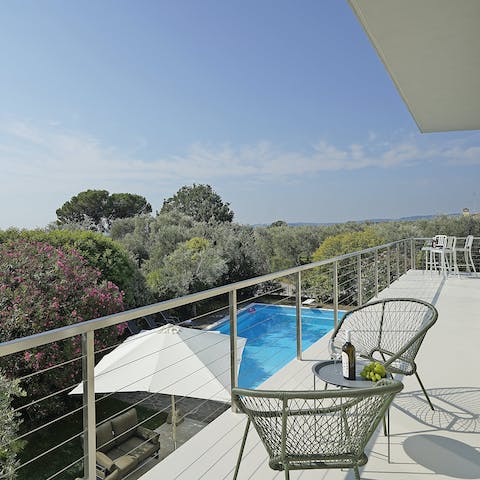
[0,240,124,419]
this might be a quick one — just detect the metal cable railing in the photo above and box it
[0,237,434,479]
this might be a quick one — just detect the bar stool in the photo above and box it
[444,236,457,274]
[429,235,449,274]
[454,235,476,273]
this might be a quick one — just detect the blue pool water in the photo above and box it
[212,303,336,389]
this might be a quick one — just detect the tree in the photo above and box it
[255,224,326,271]
[56,189,110,230]
[113,211,198,271]
[311,227,385,261]
[110,193,152,220]
[209,223,269,285]
[304,228,386,304]
[0,240,124,419]
[56,189,151,232]
[269,220,288,228]
[147,237,227,298]
[160,184,234,223]
[111,213,268,302]
[110,214,156,266]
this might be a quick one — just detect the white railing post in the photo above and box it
[404,240,408,273]
[386,247,391,287]
[295,272,302,360]
[396,243,400,278]
[82,331,96,480]
[374,250,379,298]
[357,254,362,306]
[229,290,239,412]
[411,238,416,269]
[333,261,339,328]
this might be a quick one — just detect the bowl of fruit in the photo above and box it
[360,362,387,382]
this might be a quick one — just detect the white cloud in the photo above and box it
[1,121,480,193]
[2,119,480,229]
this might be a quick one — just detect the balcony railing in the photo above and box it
[0,236,478,480]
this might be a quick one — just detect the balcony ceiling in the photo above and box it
[348,0,480,133]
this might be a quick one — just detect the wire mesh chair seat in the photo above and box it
[329,298,438,408]
[232,380,403,480]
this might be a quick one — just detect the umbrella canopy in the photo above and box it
[71,323,246,403]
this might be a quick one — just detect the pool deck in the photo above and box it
[138,270,480,480]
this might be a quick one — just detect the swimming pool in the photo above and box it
[211,303,337,389]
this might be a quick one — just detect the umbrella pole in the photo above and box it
[171,394,177,450]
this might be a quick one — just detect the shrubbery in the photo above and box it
[0,372,26,480]
[0,229,153,308]
[0,240,124,419]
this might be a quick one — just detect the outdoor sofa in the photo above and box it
[77,408,160,479]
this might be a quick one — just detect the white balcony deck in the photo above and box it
[139,270,480,480]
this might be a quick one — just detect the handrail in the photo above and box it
[0,238,410,357]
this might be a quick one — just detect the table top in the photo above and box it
[312,360,374,388]
[422,245,447,251]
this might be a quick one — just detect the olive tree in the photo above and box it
[147,237,227,298]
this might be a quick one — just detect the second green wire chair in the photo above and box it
[232,380,403,480]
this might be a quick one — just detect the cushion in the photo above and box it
[106,470,120,480]
[95,451,114,471]
[96,421,115,453]
[116,436,158,463]
[107,446,130,462]
[113,454,137,476]
[112,409,139,445]
[98,469,119,480]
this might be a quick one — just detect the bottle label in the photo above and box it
[342,351,349,378]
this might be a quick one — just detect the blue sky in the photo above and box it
[1,0,480,229]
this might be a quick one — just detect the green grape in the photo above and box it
[361,361,387,381]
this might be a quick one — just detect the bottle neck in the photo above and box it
[345,330,351,343]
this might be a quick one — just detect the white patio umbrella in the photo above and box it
[71,323,246,448]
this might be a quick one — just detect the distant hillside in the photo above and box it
[287,222,336,226]
[362,213,458,223]
[253,213,458,228]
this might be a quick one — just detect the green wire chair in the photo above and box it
[329,298,438,409]
[232,380,403,480]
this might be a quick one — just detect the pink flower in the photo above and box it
[116,323,127,335]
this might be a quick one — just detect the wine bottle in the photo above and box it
[342,330,356,380]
